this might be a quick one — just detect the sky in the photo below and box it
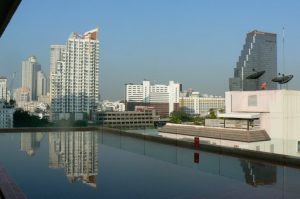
[1,0,300,100]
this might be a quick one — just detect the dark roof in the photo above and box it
[0,0,21,38]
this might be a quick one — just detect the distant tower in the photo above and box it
[37,70,48,97]
[22,56,41,100]
[229,30,277,91]
[0,76,7,101]
[50,28,100,120]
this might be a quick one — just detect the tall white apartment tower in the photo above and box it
[0,76,7,101]
[22,56,41,100]
[50,28,100,120]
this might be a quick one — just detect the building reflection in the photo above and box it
[49,131,98,188]
[240,160,276,186]
[20,133,44,156]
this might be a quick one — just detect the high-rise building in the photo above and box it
[22,56,41,100]
[37,70,48,97]
[125,80,181,117]
[0,76,7,101]
[229,30,277,91]
[50,29,100,120]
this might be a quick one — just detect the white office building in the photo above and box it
[50,28,100,120]
[180,92,225,116]
[125,80,181,116]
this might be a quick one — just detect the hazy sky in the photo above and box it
[1,0,300,100]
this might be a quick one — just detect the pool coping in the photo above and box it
[98,127,300,168]
[1,126,300,168]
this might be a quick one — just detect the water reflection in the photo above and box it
[240,160,276,186]
[20,133,44,156]
[1,131,299,198]
[48,132,98,188]
[99,132,280,187]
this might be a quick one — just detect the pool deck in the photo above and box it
[0,166,26,199]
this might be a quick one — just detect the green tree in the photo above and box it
[13,109,50,127]
[208,108,217,119]
[169,111,192,124]
[193,116,204,125]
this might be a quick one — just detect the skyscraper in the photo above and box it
[37,70,48,97]
[229,30,277,91]
[50,28,100,120]
[0,76,7,101]
[22,56,41,100]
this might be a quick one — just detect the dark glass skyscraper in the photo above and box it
[229,30,277,91]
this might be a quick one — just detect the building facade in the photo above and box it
[50,29,100,120]
[229,30,277,91]
[37,70,48,97]
[22,56,41,100]
[0,76,7,101]
[0,102,15,128]
[15,87,31,105]
[180,92,225,116]
[96,108,159,129]
[125,80,181,117]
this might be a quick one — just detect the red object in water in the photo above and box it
[194,152,199,163]
[261,82,267,90]
[194,137,199,149]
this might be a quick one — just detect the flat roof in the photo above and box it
[218,112,260,119]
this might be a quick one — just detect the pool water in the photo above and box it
[0,131,300,199]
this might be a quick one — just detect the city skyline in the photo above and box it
[0,1,300,100]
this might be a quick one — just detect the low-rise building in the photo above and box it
[0,101,15,128]
[180,92,225,116]
[99,100,125,112]
[96,108,159,129]
[125,80,181,117]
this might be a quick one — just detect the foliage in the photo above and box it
[169,111,192,124]
[13,109,50,127]
[193,116,205,125]
[219,108,225,113]
[208,108,217,119]
[9,99,16,106]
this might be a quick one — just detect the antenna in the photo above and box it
[282,27,285,74]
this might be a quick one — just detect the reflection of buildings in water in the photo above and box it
[240,160,276,186]
[20,133,44,156]
[48,132,98,188]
